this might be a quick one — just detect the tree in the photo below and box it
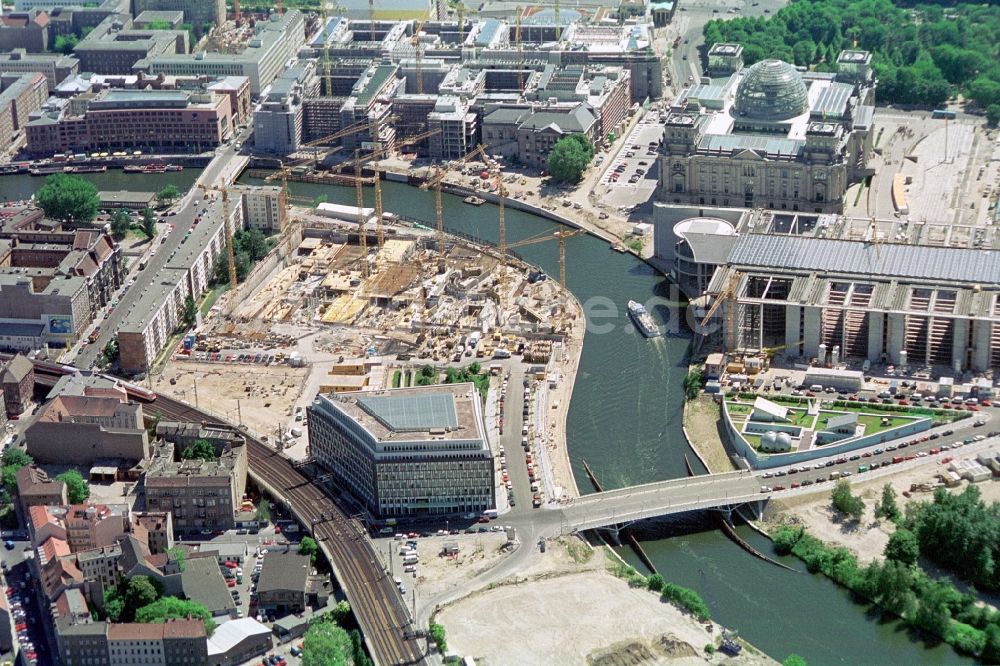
[213,248,231,285]
[429,622,447,654]
[180,439,216,461]
[983,624,1000,664]
[35,174,99,227]
[141,208,157,238]
[874,484,900,522]
[1,449,33,494]
[54,33,79,54]
[914,580,953,636]
[56,470,90,504]
[547,134,594,183]
[299,536,319,563]
[302,621,352,666]
[181,295,197,328]
[682,368,705,401]
[831,480,865,522]
[884,528,919,566]
[234,228,270,261]
[123,576,162,621]
[134,596,216,635]
[869,559,918,617]
[156,185,181,205]
[987,104,1000,127]
[110,209,131,240]
[255,501,271,525]
[167,546,186,572]
[783,656,807,666]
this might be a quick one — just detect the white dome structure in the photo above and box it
[734,59,809,121]
[760,431,778,451]
[775,432,793,451]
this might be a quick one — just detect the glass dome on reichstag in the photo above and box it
[734,59,809,121]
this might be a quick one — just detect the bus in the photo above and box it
[932,109,956,120]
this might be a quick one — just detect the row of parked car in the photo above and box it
[5,579,38,665]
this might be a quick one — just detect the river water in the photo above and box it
[3,168,963,664]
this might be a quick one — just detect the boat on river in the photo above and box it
[628,300,661,338]
[68,165,107,173]
[29,165,66,176]
[124,164,168,174]
[463,195,486,206]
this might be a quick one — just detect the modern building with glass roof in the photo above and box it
[658,47,876,214]
[307,384,495,518]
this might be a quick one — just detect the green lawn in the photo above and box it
[728,403,753,415]
[743,433,761,448]
[857,414,914,434]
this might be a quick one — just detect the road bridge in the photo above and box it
[555,471,764,533]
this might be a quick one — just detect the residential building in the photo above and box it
[206,75,251,124]
[239,186,287,233]
[16,464,67,516]
[307,383,495,518]
[144,438,248,533]
[56,618,207,666]
[117,197,241,373]
[1,353,34,416]
[57,619,110,666]
[0,274,90,346]
[25,88,233,157]
[131,511,174,555]
[0,9,51,52]
[28,505,67,546]
[0,49,80,91]
[657,50,876,213]
[25,393,149,465]
[254,551,311,614]
[64,503,129,552]
[139,11,306,96]
[75,542,122,588]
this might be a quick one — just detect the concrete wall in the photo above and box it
[721,399,941,470]
[26,421,149,464]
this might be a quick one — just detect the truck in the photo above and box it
[482,509,499,519]
[402,554,419,565]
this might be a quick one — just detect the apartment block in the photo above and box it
[64,503,129,552]
[239,186,287,233]
[118,196,241,373]
[131,511,174,555]
[144,437,248,533]
[15,464,67,516]
[25,392,149,464]
[0,9,51,52]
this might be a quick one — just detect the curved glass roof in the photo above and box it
[734,59,809,121]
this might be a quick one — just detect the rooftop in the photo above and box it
[256,551,310,595]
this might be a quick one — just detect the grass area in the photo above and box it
[391,370,401,388]
[728,403,752,415]
[199,283,228,316]
[786,408,816,428]
[742,432,761,448]
[856,414,914,434]
[563,538,594,565]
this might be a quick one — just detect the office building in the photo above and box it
[72,15,187,76]
[697,208,1000,372]
[253,61,317,153]
[132,0,224,33]
[308,383,495,518]
[25,88,233,157]
[0,50,80,91]
[657,49,876,213]
[427,95,477,160]
[0,9,50,52]
[140,11,306,96]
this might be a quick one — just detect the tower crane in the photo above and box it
[412,18,426,94]
[515,6,524,92]
[698,270,742,350]
[197,184,238,289]
[419,143,491,266]
[368,0,376,42]
[505,227,585,331]
[354,149,369,278]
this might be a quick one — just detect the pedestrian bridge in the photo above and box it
[558,471,764,533]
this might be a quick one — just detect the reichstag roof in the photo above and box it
[735,59,809,121]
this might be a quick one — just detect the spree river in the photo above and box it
[3,167,961,664]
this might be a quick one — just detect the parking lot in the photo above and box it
[598,113,664,210]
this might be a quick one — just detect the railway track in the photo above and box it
[151,395,427,666]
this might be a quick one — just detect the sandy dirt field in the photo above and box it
[152,361,309,443]
[437,539,776,666]
[382,532,512,602]
[766,454,1000,563]
[683,396,738,473]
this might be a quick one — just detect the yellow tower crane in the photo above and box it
[419,143,491,266]
[197,184,238,289]
[412,18,426,94]
[505,227,585,331]
[354,149,369,278]
[368,0,376,42]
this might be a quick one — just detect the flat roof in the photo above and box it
[728,234,1000,286]
[356,392,459,431]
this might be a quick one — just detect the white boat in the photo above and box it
[628,300,661,338]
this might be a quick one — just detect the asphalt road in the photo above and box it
[2,540,53,665]
[74,137,251,371]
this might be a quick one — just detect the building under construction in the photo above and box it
[700,215,1000,373]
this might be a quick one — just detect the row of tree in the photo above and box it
[1,449,88,503]
[774,523,1000,661]
[102,575,217,636]
[703,0,1000,108]
[212,227,272,285]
